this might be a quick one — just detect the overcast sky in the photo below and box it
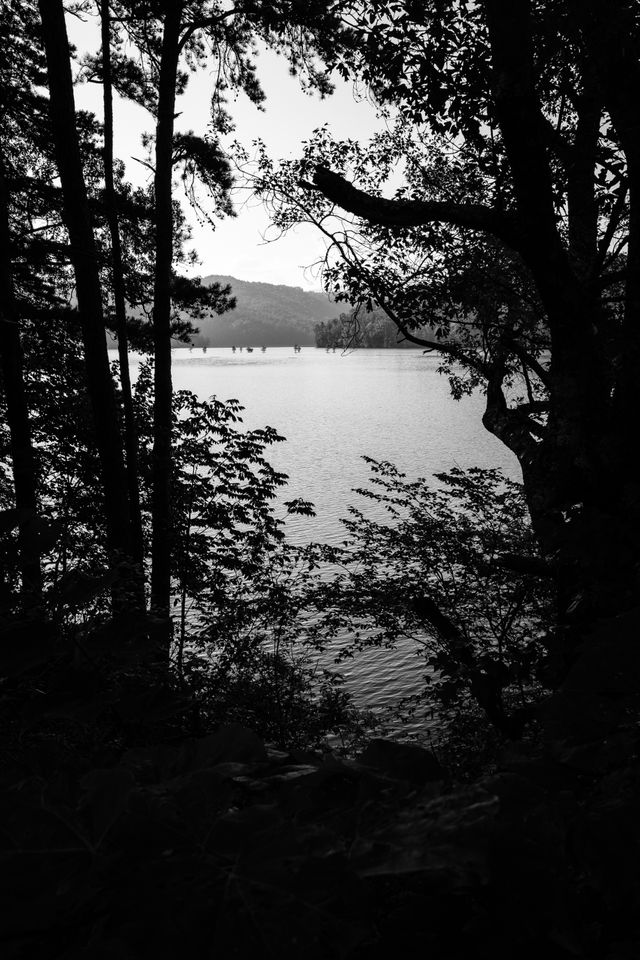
[68,14,385,290]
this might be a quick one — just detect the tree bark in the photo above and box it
[0,157,42,600]
[150,2,182,633]
[38,0,135,605]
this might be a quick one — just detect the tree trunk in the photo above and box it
[150,2,182,635]
[100,0,145,589]
[566,0,640,439]
[0,157,42,601]
[482,1,635,658]
[38,0,136,607]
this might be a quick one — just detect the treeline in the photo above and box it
[314,305,418,348]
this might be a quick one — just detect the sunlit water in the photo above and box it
[125,346,521,730]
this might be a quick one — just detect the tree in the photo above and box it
[0,137,42,599]
[129,361,351,745]
[249,0,640,676]
[106,0,350,632]
[0,0,69,604]
[1,0,351,639]
[98,0,144,575]
[38,0,139,609]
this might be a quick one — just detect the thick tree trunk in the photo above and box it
[100,0,145,589]
[0,157,42,600]
[567,0,640,438]
[563,1,640,638]
[38,0,135,607]
[150,3,182,634]
[482,1,635,649]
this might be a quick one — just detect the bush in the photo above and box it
[301,460,553,744]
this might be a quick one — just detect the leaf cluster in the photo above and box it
[299,460,553,737]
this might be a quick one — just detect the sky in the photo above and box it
[68,14,387,291]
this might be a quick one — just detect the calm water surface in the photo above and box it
[128,347,521,728]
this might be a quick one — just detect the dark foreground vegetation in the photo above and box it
[3,606,640,959]
[2,1,640,957]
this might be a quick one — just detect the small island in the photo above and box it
[315,305,405,348]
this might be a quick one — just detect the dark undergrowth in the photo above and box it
[2,609,640,960]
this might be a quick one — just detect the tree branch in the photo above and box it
[308,166,523,250]
[373,293,492,378]
[593,183,628,278]
[411,593,525,738]
[482,357,539,461]
[506,338,551,388]
[497,553,555,577]
[177,7,240,53]
[513,400,550,415]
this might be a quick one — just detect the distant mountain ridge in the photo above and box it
[188,275,339,347]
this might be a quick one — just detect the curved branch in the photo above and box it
[482,359,539,462]
[411,593,525,738]
[177,7,240,53]
[308,166,523,250]
[505,337,551,388]
[369,290,493,379]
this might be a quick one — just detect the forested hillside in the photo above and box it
[187,275,339,346]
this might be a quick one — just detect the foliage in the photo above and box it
[301,461,553,737]
[130,359,358,746]
[0,712,499,960]
[243,0,640,655]
[0,310,110,617]
[241,124,548,398]
[3,3,640,952]
[3,643,640,960]
[1,342,364,746]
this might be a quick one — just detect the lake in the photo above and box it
[128,346,521,728]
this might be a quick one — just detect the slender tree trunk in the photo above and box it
[99,0,145,584]
[38,0,136,607]
[0,157,42,601]
[150,3,182,635]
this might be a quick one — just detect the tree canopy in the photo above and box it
[247,0,640,677]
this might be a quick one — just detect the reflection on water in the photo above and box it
[125,347,521,728]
